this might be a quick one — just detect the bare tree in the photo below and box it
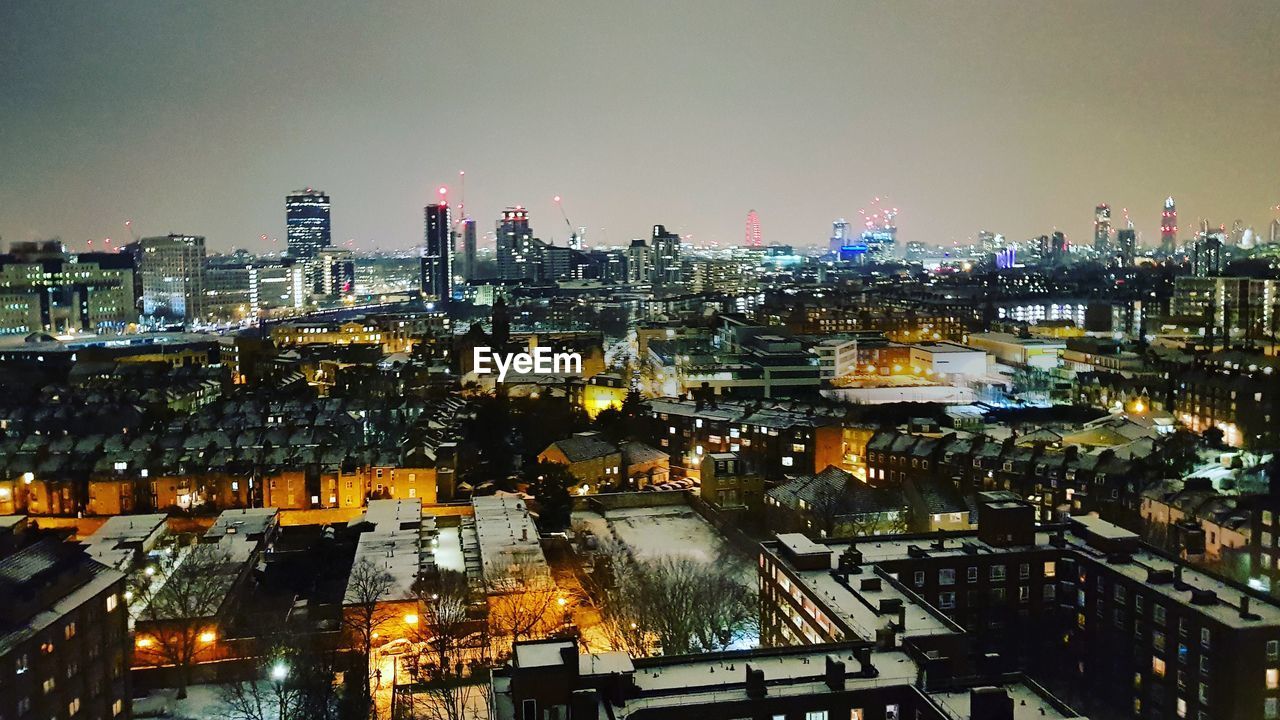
[395,676,490,720]
[484,557,560,655]
[219,630,341,720]
[135,541,237,699]
[588,539,756,657]
[413,570,481,674]
[341,556,397,708]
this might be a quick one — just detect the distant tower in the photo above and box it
[461,218,477,281]
[1116,229,1137,267]
[496,207,537,280]
[420,187,452,305]
[829,219,850,254]
[745,210,762,247]
[1160,197,1178,255]
[1093,204,1112,255]
[285,189,331,259]
[651,224,681,285]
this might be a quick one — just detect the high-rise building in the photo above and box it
[1160,196,1178,255]
[1093,203,1111,254]
[744,209,762,247]
[1269,218,1280,246]
[1116,228,1137,267]
[651,224,681,285]
[314,248,355,298]
[420,202,452,304]
[460,218,477,281]
[496,207,539,281]
[140,234,206,324]
[1192,229,1224,277]
[829,218,850,255]
[285,189,331,260]
[625,239,651,285]
[0,241,136,335]
[1039,231,1068,267]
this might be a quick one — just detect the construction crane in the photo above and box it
[553,195,581,249]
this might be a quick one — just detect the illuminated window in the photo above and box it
[1153,657,1166,677]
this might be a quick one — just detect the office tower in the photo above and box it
[829,218,850,254]
[977,229,998,256]
[1160,196,1178,255]
[420,202,452,304]
[315,247,356,298]
[285,189,331,260]
[1230,218,1246,245]
[594,249,627,282]
[1192,230,1223,277]
[650,224,681,285]
[1093,203,1111,254]
[0,241,135,335]
[1039,231,1068,267]
[496,207,539,281]
[140,234,206,324]
[1116,228,1137,267]
[625,238,651,284]
[858,200,898,261]
[460,217,477,281]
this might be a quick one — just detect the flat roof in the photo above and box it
[82,513,168,570]
[204,507,279,540]
[346,499,431,603]
[472,495,550,584]
[929,682,1082,720]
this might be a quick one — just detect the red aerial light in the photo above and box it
[553,195,561,203]
[438,186,448,196]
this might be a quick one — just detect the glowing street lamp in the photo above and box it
[270,661,289,683]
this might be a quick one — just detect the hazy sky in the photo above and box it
[2,1,1278,254]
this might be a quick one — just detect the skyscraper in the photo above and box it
[1160,196,1178,255]
[285,189,331,260]
[140,234,206,324]
[496,207,538,280]
[650,224,681,285]
[626,239,651,285]
[829,219,850,255]
[1116,228,1137,267]
[420,201,452,304]
[1093,203,1111,255]
[460,218,477,281]
[1192,229,1223,278]
[744,210,762,247]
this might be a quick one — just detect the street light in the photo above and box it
[270,662,289,720]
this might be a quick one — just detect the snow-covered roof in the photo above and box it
[472,495,550,586]
[345,499,433,603]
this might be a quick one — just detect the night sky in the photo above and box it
[2,0,1278,254]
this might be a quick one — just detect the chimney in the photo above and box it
[745,665,766,699]
[874,625,897,650]
[854,646,877,677]
[824,656,846,691]
[569,690,599,720]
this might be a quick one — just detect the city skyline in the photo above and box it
[2,1,1279,253]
